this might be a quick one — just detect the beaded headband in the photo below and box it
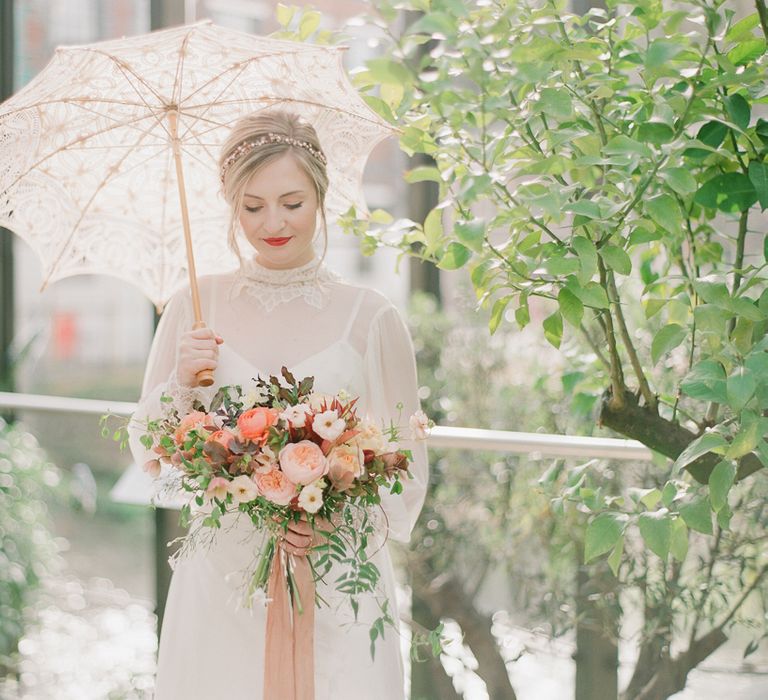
[220,133,327,184]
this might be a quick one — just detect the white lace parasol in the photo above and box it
[0,20,394,309]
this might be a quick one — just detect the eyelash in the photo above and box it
[244,203,303,213]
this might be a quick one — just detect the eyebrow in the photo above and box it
[243,190,305,200]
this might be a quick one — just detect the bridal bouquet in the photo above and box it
[132,366,433,656]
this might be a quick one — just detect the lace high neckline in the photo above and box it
[229,254,344,312]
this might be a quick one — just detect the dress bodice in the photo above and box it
[213,335,369,414]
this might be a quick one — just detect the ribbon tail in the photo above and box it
[291,554,316,700]
[264,546,295,700]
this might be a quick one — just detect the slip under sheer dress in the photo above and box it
[126,255,429,700]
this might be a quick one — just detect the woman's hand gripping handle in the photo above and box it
[177,324,223,388]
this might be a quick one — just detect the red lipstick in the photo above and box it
[263,237,292,246]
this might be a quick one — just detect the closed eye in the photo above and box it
[244,203,303,213]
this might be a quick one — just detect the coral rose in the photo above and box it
[174,410,210,446]
[237,407,279,444]
[279,440,329,486]
[254,468,298,506]
[327,443,364,492]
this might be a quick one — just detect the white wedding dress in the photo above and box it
[127,255,429,700]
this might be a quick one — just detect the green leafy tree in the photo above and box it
[337,0,768,697]
[347,0,768,481]
[405,285,768,700]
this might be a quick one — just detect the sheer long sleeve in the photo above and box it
[127,287,213,509]
[364,303,429,544]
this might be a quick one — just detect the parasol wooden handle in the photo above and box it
[192,320,215,387]
[167,108,215,389]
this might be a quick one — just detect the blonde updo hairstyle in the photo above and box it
[218,110,330,275]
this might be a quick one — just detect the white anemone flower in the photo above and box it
[228,475,259,505]
[279,403,313,428]
[298,481,324,514]
[312,409,346,441]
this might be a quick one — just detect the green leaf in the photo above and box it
[366,58,412,86]
[569,281,610,309]
[404,166,441,184]
[566,200,602,219]
[572,236,598,283]
[543,311,563,349]
[651,323,686,365]
[298,10,321,39]
[423,208,443,254]
[709,460,736,512]
[748,161,768,210]
[694,172,758,213]
[607,535,624,576]
[538,88,572,118]
[726,414,762,459]
[636,121,675,145]
[276,3,296,27]
[437,242,471,270]
[369,209,394,224]
[629,225,662,246]
[673,432,728,472]
[646,39,685,68]
[681,360,727,403]
[638,510,672,560]
[546,256,581,275]
[585,512,628,562]
[679,495,713,534]
[454,219,485,253]
[603,135,652,159]
[558,288,584,327]
[726,13,761,43]
[660,167,698,195]
[669,517,689,562]
[727,368,757,411]
[727,39,766,66]
[725,94,751,130]
[490,296,512,335]
[515,300,530,329]
[630,487,660,510]
[684,121,728,159]
[599,244,632,275]
[756,119,768,147]
[645,194,680,232]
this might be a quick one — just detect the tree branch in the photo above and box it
[598,257,627,409]
[757,0,768,41]
[605,270,657,409]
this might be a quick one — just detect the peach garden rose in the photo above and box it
[254,467,298,506]
[279,440,329,486]
[327,443,364,492]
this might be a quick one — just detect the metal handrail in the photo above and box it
[0,390,653,461]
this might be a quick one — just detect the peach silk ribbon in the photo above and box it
[263,544,315,700]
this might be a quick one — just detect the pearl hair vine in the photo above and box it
[220,133,327,183]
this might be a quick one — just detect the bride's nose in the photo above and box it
[263,208,287,236]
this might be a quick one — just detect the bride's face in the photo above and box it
[238,153,319,270]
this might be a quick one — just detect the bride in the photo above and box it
[127,109,429,699]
